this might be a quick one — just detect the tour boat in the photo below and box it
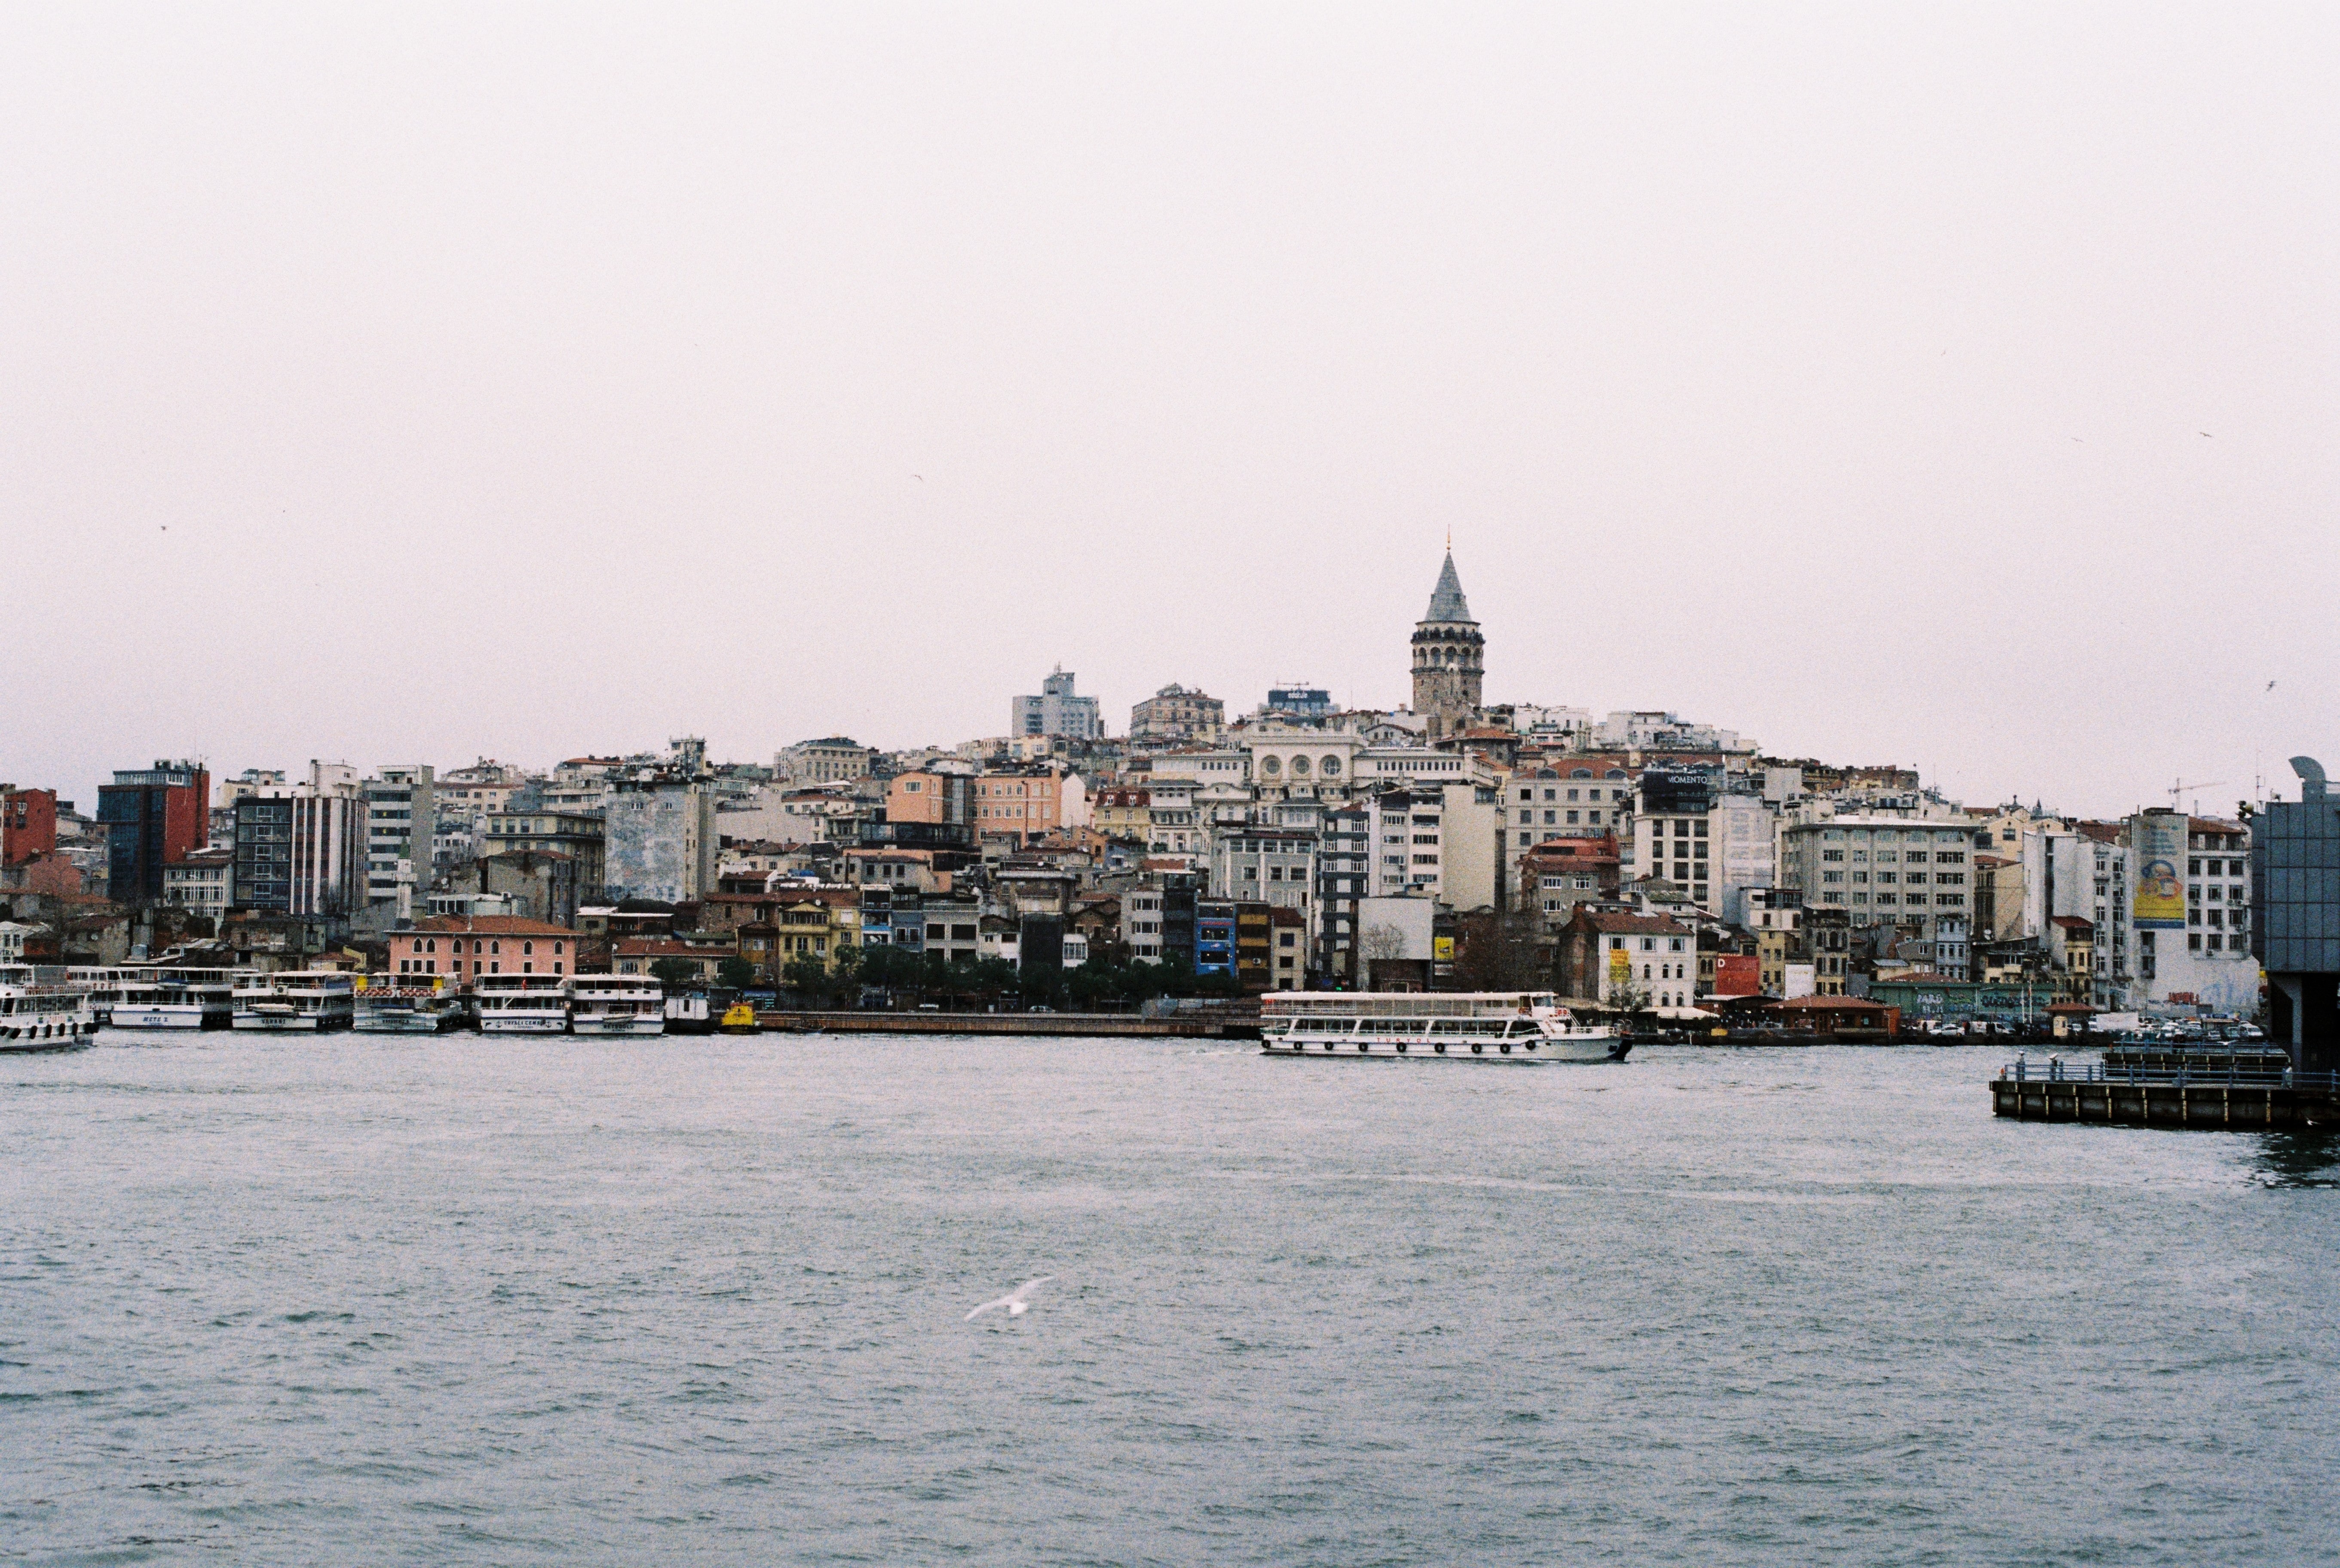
[353,973,467,1033]
[570,975,667,1036]
[1259,991,1630,1064]
[0,964,98,1049]
[475,973,571,1034]
[114,966,242,1030]
[230,970,357,1032]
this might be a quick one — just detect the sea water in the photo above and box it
[3,1034,2335,1565]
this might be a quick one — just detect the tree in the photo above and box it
[780,953,831,1003]
[716,956,757,990]
[649,957,699,987]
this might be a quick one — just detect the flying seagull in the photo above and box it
[966,1276,1054,1320]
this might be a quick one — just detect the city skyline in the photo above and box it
[11,540,2306,825]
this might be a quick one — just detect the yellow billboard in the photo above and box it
[2132,814,2187,930]
[1608,948,1632,985]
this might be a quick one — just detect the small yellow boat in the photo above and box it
[720,1001,760,1034]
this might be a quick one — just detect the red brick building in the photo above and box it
[2,787,58,866]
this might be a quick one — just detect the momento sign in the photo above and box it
[2132,813,2188,930]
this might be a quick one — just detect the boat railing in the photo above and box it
[1998,1058,2335,1092]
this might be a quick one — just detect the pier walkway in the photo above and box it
[1992,1058,2340,1131]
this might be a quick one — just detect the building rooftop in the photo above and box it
[407,915,576,937]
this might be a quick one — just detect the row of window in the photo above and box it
[399,958,562,976]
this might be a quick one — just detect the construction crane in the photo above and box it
[2168,778,2229,810]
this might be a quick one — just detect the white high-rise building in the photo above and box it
[362,765,435,917]
[1012,669,1100,741]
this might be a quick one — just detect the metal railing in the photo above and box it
[1999,1058,2339,1092]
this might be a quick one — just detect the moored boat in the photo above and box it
[475,973,570,1033]
[66,966,144,1026]
[353,973,468,1033]
[571,974,667,1036]
[662,986,721,1036]
[230,970,357,1032]
[1259,991,1629,1064]
[125,966,242,1030]
[0,964,98,1049]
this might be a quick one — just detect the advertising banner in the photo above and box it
[1712,954,1760,998]
[1608,948,1631,987]
[2132,814,2188,929]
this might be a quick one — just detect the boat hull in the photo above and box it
[232,1013,352,1032]
[353,1012,462,1033]
[480,1015,569,1033]
[113,1007,230,1030]
[573,1017,666,1036]
[0,1014,98,1050]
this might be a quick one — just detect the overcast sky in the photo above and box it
[3,3,2333,821]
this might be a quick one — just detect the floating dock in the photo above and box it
[753,1010,1257,1039]
[1991,1061,2340,1131]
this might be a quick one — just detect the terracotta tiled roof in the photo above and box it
[1574,910,1693,935]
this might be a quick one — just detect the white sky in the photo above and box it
[3,3,2333,821]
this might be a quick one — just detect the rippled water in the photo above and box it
[4,1033,2336,1565]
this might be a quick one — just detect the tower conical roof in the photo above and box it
[1422,552,1474,624]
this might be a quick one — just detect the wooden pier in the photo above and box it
[753,1010,1256,1039]
[1991,1067,2340,1131]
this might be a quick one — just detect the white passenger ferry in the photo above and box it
[353,973,467,1033]
[115,966,242,1030]
[68,966,150,1025]
[569,975,667,1036]
[475,973,571,1034]
[230,970,357,1032]
[0,965,98,1049]
[1260,991,1629,1064]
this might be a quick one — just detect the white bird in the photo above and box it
[966,1275,1054,1320]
